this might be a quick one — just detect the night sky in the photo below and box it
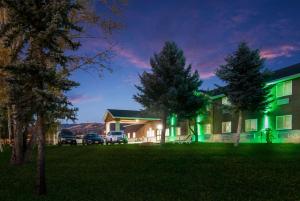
[67,0,300,123]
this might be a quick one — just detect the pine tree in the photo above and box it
[134,41,207,143]
[216,42,271,146]
[0,0,81,194]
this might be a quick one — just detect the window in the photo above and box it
[127,133,130,138]
[222,97,231,105]
[276,98,289,105]
[276,80,292,97]
[276,115,292,130]
[222,122,231,133]
[133,132,136,138]
[177,127,181,136]
[204,124,211,134]
[147,128,155,137]
[245,119,257,132]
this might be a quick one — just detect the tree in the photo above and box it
[216,42,271,146]
[178,91,209,142]
[0,0,127,194]
[134,41,206,143]
[0,0,81,194]
[0,0,127,165]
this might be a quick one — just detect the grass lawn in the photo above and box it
[1,143,300,201]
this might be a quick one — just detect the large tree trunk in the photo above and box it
[24,127,36,163]
[194,118,199,142]
[10,105,24,165]
[160,112,167,144]
[36,113,46,195]
[234,110,243,147]
[7,106,12,145]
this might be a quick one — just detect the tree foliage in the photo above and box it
[216,42,271,146]
[0,0,82,194]
[134,41,207,143]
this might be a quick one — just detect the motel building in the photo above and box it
[104,63,300,143]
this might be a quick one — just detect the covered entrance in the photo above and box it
[103,109,162,143]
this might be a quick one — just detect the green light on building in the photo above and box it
[169,114,177,141]
[264,114,270,129]
[196,114,201,135]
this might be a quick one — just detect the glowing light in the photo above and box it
[169,114,177,141]
[264,114,269,129]
[156,124,163,130]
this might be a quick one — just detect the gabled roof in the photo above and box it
[105,109,160,120]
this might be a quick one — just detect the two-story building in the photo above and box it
[104,63,300,143]
[198,63,300,143]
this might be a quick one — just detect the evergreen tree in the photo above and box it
[216,42,271,146]
[134,41,207,143]
[0,0,81,194]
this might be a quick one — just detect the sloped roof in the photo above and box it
[106,109,160,120]
[268,63,300,82]
[211,62,300,98]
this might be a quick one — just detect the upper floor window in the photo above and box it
[276,115,292,130]
[222,121,231,133]
[245,119,257,132]
[222,96,231,105]
[276,80,292,98]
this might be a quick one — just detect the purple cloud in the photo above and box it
[114,45,149,69]
[261,45,300,59]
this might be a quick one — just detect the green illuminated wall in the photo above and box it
[169,114,177,141]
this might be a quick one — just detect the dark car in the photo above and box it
[83,133,104,145]
[58,129,77,145]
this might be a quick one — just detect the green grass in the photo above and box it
[1,143,300,201]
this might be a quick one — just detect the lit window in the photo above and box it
[245,119,257,132]
[222,122,231,133]
[133,132,136,138]
[127,133,131,138]
[204,124,211,134]
[147,128,155,137]
[276,80,292,97]
[276,98,289,105]
[176,127,181,136]
[222,97,231,105]
[276,115,292,130]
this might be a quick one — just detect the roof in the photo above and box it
[105,109,160,120]
[269,63,300,80]
[211,62,300,98]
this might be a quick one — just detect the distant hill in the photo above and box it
[60,123,104,135]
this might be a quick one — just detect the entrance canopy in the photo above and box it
[103,109,160,133]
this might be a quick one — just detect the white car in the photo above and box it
[106,131,128,144]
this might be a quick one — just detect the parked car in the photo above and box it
[83,133,104,145]
[58,129,77,145]
[76,135,83,144]
[106,131,128,144]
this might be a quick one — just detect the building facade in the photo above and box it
[103,109,189,143]
[104,63,300,143]
[198,63,300,143]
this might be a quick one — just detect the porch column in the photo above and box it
[106,122,111,134]
[115,119,120,131]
